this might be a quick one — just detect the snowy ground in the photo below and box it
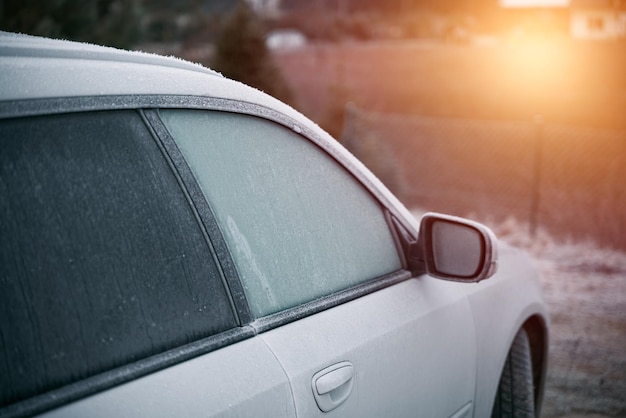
[484,216,626,417]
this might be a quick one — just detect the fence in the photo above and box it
[341,105,626,250]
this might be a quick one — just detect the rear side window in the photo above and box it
[0,111,236,408]
[161,110,402,318]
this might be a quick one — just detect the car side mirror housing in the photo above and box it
[415,213,498,282]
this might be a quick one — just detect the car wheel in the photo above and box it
[491,328,535,418]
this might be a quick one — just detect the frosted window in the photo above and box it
[162,110,402,317]
[0,111,236,408]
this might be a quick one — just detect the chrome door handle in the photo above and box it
[312,362,354,412]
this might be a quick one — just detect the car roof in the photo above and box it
[0,31,221,77]
[0,31,295,117]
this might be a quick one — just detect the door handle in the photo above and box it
[312,362,354,412]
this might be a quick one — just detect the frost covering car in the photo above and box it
[0,32,548,418]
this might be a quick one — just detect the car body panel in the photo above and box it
[260,278,477,418]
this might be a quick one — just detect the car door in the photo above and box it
[262,278,476,418]
[160,107,478,418]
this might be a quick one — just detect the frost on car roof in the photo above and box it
[0,31,221,78]
[0,31,294,114]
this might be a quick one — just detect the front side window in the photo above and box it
[0,111,236,408]
[161,110,402,317]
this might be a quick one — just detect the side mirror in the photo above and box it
[416,213,498,282]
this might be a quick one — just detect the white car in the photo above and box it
[0,32,548,418]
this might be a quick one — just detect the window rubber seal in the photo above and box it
[250,269,412,334]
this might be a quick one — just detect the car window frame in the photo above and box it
[158,108,408,319]
[144,104,414,328]
[0,95,415,416]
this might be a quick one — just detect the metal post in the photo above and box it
[529,115,544,237]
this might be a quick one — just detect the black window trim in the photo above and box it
[250,270,411,333]
[141,109,253,326]
[0,327,255,418]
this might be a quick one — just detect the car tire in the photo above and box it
[491,328,535,418]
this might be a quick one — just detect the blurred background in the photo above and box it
[2,0,625,416]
